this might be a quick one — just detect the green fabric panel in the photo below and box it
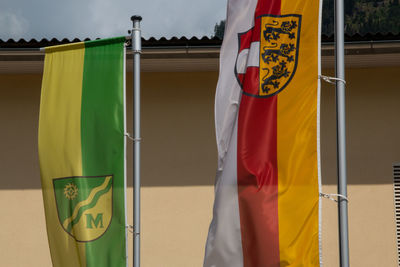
[81,37,126,267]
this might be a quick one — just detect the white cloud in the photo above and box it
[86,0,130,38]
[135,0,228,38]
[0,0,227,40]
[0,11,29,39]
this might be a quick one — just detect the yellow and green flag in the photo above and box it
[38,37,126,267]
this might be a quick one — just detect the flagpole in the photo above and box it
[131,15,142,267]
[334,0,350,266]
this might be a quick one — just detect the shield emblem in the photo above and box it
[235,14,301,98]
[53,175,113,242]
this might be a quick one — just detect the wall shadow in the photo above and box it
[1,68,399,189]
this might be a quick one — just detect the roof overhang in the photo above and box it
[1,41,399,74]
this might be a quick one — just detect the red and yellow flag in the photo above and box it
[205,0,321,266]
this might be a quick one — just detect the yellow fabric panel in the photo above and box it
[45,42,85,53]
[277,1,320,266]
[38,43,86,267]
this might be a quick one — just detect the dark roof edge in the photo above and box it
[1,33,400,49]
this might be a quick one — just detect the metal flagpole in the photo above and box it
[131,15,142,267]
[334,0,350,266]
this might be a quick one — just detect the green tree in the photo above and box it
[214,20,226,39]
[322,0,334,35]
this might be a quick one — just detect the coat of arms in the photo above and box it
[235,14,302,97]
[53,175,113,242]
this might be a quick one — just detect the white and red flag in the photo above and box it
[204,0,322,266]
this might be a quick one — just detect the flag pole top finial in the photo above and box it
[131,15,142,22]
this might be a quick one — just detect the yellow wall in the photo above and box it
[0,68,399,266]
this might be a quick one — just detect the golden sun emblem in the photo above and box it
[64,183,78,200]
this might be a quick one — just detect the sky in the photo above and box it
[0,0,228,40]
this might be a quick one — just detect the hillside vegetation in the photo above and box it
[323,0,400,35]
[214,0,400,38]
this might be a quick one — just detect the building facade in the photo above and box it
[1,35,400,266]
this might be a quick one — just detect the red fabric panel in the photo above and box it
[255,0,281,17]
[237,0,281,266]
[238,95,279,267]
[239,29,253,51]
[242,67,260,96]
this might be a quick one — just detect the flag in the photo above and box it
[204,0,321,266]
[38,37,127,267]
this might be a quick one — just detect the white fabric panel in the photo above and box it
[214,0,258,170]
[247,41,260,67]
[236,49,249,75]
[203,121,242,267]
[205,0,258,266]
[236,42,260,74]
